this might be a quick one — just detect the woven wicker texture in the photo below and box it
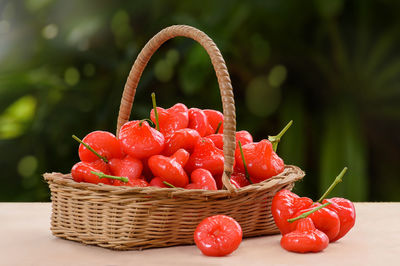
[44,166,303,250]
[44,25,305,250]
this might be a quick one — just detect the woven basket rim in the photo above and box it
[44,165,304,198]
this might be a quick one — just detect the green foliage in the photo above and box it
[0,0,399,201]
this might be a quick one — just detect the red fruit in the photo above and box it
[88,160,110,175]
[185,138,225,176]
[235,140,284,182]
[185,183,202,189]
[230,171,251,188]
[163,128,201,156]
[109,155,143,179]
[214,174,223,190]
[170,148,190,166]
[149,177,168,188]
[280,217,329,253]
[78,131,124,162]
[323,198,356,242]
[148,149,189,187]
[230,179,240,189]
[119,120,165,159]
[271,189,314,235]
[203,109,224,134]
[194,215,242,257]
[185,169,217,190]
[71,161,111,185]
[188,108,209,137]
[141,158,153,182]
[206,130,253,150]
[150,103,189,136]
[291,203,340,242]
[113,178,149,187]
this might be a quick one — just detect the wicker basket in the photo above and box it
[44,25,305,250]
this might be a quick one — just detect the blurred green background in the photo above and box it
[1,0,399,202]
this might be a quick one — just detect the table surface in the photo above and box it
[1,202,399,266]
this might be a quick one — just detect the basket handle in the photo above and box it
[116,25,236,192]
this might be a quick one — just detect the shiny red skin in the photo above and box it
[185,183,202,189]
[230,171,251,188]
[170,148,190,167]
[188,108,209,137]
[148,149,189,188]
[194,215,242,257]
[119,121,165,159]
[235,140,284,182]
[163,128,201,156]
[280,218,329,253]
[323,198,356,242]
[186,168,217,190]
[150,103,189,137]
[291,203,340,242]
[214,174,223,189]
[78,131,124,162]
[205,130,253,150]
[271,189,313,235]
[203,109,224,134]
[108,155,143,179]
[88,160,110,175]
[71,161,111,185]
[113,178,149,187]
[185,138,225,176]
[230,179,241,189]
[149,177,168,188]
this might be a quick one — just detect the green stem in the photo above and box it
[287,202,331,223]
[238,140,253,184]
[163,181,176,188]
[151,92,160,131]
[91,171,129,183]
[139,118,155,127]
[317,167,348,203]
[268,120,293,152]
[215,122,222,134]
[72,135,108,163]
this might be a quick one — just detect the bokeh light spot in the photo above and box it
[0,20,10,35]
[42,24,58,39]
[64,67,80,86]
[18,155,38,178]
[155,60,173,82]
[246,76,281,117]
[268,65,287,87]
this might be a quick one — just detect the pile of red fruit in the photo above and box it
[71,94,289,190]
[271,168,356,253]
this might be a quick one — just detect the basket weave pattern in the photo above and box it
[44,166,303,250]
[44,25,305,250]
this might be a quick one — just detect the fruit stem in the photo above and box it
[72,135,109,163]
[287,202,331,223]
[151,92,160,131]
[215,122,222,134]
[163,181,176,188]
[91,171,129,182]
[238,140,253,184]
[317,167,348,203]
[139,118,155,127]
[268,120,293,152]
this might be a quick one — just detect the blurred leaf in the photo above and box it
[178,44,211,95]
[245,76,281,117]
[0,95,37,139]
[314,0,344,19]
[320,103,368,201]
